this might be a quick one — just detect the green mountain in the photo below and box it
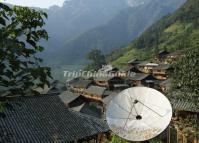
[109,0,199,66]
[44,0,185,65]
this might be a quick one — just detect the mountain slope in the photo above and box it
[41,0,131,65]
[54,0,185,64]
[45,0,130,41]
[110,0,199,66]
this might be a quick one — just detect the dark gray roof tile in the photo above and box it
[171,99,199,113]
[58,91,80,105]
[85,86,107,96]
[0,95,109,143]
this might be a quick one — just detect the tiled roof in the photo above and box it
[102,92,117,106]
[113,84,129,88]
[0,95,109,143]
[71,103,86,112]
[171,99,199,113]
[129,73,150,80]
[137,61,150,66]
[94,76,114,81]
[98,65,118,73]
[80,102,103,119]
[85,86,107,96]
[70,79,92,88]
[71,102,103,119]
[153,64,170,70]
[58,91,80,105]
[127,59,140,64]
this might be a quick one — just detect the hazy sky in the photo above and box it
[2,0,66,8]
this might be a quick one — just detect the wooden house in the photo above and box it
[117,68,129,77]
[98,65,118,74]
[126,59,141,67]
[118,66,142,77]
[68,79,93,94]
[155,50,170,62]
[71,101,103,119]
[170,99,199,143]
[127,73,156,87]
[137,61,159,74]
[94,76,124,89]
[82,86,107,101]
[58,90,81,107]
[153,64,171,80]
[0,94,110,143]
[165,51,185,63]
[94,77,110,87]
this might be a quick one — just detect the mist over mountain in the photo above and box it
[42,0,130,59]
[40,0,185,65]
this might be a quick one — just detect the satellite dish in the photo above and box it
[106,87,172,141]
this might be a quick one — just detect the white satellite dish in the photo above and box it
[106,87,172,141]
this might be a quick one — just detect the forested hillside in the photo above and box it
[109,0,199,66]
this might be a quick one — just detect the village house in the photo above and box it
[171,99,199,143]
[164,51,185,63]
[155,50,170,62]
[137,61,159,74]
[68,78,93,94]
[94,76,125,90]
[118,65,141,77]
[71,101,103,119]
[125,59,141,67]
[153,64,171,80]
[117,68,129,77]
[127,73,156,87]
[98,65,119,74]
[82,85,107,101]
[0,94,110,143]
[58,90,81,107]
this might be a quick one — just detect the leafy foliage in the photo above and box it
[172,48,199,104]
[84,48,106,71]
[108,135,128,143]
[0,3,51,102]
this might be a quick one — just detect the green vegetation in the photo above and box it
[108,135,128,143]
[172,47,199,105]
[109,0,199,104]
[170,55,199,138]
[0,3,51,110]
[108,0,199,66]
[84,48,106,71]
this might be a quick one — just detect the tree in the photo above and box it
[0,3,51,109]
[172,47,199,105]
[84,48,106,71]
